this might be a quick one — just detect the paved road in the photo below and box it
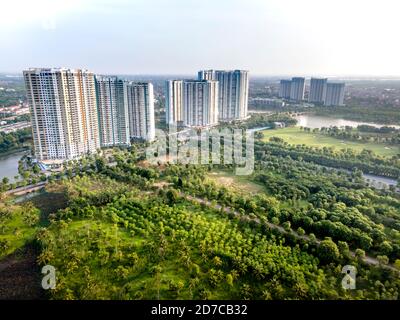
[4,177,398,272]
[4,181,47,197]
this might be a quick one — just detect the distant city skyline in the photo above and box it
[2,0,400,76]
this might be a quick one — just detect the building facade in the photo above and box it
[197,70,214,81]
[289,77,305,101]
[124,82,155,141]
[182,80,219,127]
[279,80,292,99]
[95,76,130,147]
[325,82,345,106]
[165,80,184,125]
[198,70,249,121]
[23,68,100,163]
[309,78,327,104]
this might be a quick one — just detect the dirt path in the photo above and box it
[0,244,46,300]
[181,193,399,272]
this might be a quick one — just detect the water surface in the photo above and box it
[0,151,28,182]
[294,114,400,130]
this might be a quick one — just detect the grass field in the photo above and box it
[261,127,400,157]
[207,170,265,194]
[207,170,311,210]
[0,206,39,259]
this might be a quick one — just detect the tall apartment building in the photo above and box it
[198,70,249,121]
[309,78,327,104]
[325,82,345,106]
[197,70,214,81]
[165,80,184,125]
[182,80,219,127]
[165,79,219,127]
[279,80,292,99]
[23,68,100,163]
[95,76,130,147]
[124,82,155,141]
[289,77,305,101]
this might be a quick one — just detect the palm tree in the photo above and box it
[37,249,54,265]
[189,277,200,298]
[2,177,9,186]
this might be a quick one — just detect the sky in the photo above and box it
[1,0,400,76]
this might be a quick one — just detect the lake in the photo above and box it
[294,114,400,130]
[252,114,400,191]
[0,151,28,182]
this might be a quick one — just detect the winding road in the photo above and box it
[180,192,398,272]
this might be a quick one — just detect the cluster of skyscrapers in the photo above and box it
[23,68,249,164]
[279,77,345,106]
[23,68,155,163]
[166,70,249,127]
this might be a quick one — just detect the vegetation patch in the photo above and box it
[261,127,399,157]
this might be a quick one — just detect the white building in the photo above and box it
[198,70,249,121]
[124,82,155,141]
[325,82,345,106]
[309,78,327,104]
[197,70,215,82]
[289,77,305,101]
[183,80,219,127]
[23,68,100,163]
[95,76,130,147]
[165,79,219,127]
[165,80,184,125]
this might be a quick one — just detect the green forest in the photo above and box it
[1,112,400,300]
[0,128,32,154]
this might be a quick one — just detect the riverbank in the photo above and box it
[313,106,400,126]
[293,113,400,130]
[0,149,30,182]
[0,147,29,158]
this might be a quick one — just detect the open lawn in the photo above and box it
[261,127,400,157]
[207,170,265,194]
[0,205,39,259]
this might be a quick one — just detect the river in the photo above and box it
[294,114,400,130]
[0,151,28,182]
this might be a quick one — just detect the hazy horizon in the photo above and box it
[2,0,400,77]
[4,72,400,81]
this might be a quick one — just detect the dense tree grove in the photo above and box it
[32,172,400,299]
[1,112,400,300]
[0,128,31,154]
[220,113,297,130]
[303,125,400,146]
[0,201,40,258]
[166,162,400,262]
[255,139,400,178]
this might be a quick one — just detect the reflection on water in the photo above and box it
[295,114,400,130]
[0,151,28,182]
